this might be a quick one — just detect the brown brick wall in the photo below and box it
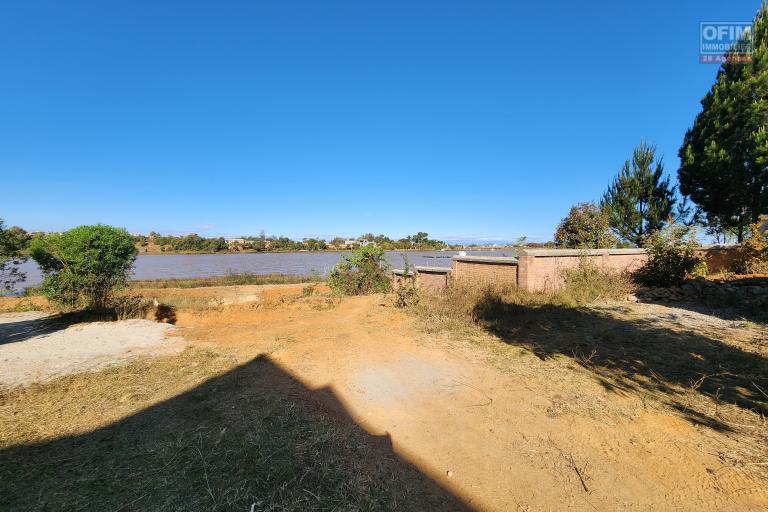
[694,246,739,273]
[517,250,647,292]
[452,260,518,287]
[417,271,450,290]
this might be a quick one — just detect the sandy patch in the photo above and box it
[0,312,184,387]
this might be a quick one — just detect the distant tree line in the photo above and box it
[132,230,447,253]
[134,232,228,253]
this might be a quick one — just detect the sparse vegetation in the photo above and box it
[328,245,391,295]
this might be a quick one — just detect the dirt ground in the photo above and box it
[162,285,768,511]
[2,283,767,510]
[0,311,183,386]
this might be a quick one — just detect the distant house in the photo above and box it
[343,238,376,248]
[226,238,247,247]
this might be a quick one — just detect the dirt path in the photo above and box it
[174,292,768,511]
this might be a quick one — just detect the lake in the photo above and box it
[10,250,514,291]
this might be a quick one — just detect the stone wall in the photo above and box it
[635,276,768,308]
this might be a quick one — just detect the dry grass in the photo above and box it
[0,296,50,314]
[0,348,462,511]
[408,279,768,482]
[130,273,321,289]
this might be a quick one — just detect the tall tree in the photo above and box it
[601,142,676,246]
[678,2,768,242]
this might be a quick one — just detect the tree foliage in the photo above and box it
[678,3,768,241]
[554,203,618,249]
[30,225,137,309]
[327,245,391,295]
[0,219,27,292]
[601,141,676,246]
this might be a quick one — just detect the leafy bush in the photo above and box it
[327,245,391,295]
[30,225,138,310]
[635,224,706,287]
[736,222,768,274]
[554,203,617,249]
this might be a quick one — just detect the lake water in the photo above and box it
[10,250,515,291]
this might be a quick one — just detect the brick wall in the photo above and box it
[392,246,741,294]
[517,249,646,292]
[416,269,451,290]
[391,267,450,290]
[452,257,518,287]
[694,246,739,273]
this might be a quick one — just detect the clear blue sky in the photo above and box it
[0,1,761,242]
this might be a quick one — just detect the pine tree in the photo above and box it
[678,2,768,242]
[601,142,676,246]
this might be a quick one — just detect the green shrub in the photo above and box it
[736,222,768,274]
[635,224,706,287]
[327,245,391,295]
[30,224,138,310]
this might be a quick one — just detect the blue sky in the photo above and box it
[0,1,761,242]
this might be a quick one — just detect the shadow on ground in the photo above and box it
[0,354,470,511]
[472,295,768,430]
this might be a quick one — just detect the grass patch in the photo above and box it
[130,273,321,289]
[0,296,49,313]
[0,349,463,511]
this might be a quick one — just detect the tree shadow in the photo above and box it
[471,294,768,430]
[0,354,471,511]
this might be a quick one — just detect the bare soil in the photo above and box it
[169,286,768,511]
[0,312,183,387]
